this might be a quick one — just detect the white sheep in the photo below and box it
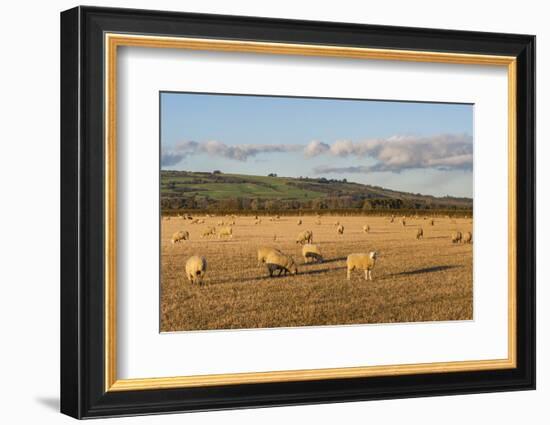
[171,230,189,244]
[401,218,406,227]
[363,224,370,233]
[297,219,302,225]
[296,230,313,245]
[185,255,207,285]
[451,231,463,244]
[218,226,233,239]
[337,224,344,235]
[416,228,424,240]
[346,252,378,281]
[463,231,473,244]
[265,251,298,277]
[257,246,283,265]
[302,244,323,263]
[254,219,262,225]
[201,227,216,238]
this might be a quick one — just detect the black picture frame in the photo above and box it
[61,5,535,419]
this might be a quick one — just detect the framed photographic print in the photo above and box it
[60,6,535,419]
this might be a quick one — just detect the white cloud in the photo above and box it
[304,140,330,157]
[311,134,473,173]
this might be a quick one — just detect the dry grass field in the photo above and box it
[160,214,473,332]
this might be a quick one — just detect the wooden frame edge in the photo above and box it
[104,33,518,392]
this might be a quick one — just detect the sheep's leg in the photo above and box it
[368,270,373,281]
[364,270,369,280]
[347,269,351,280]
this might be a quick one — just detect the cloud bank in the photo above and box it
[162,133,473,174]
[307,134,472,174]
[161,140,302,166]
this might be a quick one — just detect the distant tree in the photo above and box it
[268,173,278,177]
[212,170,222,174]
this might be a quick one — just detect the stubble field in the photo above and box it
[160,214,473,332]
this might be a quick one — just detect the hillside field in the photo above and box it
[160,214,473,331]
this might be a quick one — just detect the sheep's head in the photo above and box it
[370,251,378,260]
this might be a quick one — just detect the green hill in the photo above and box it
[160,170,472,214]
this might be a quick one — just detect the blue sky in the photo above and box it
[160,92,473,197]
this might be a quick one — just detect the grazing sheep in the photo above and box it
[185,255,207,285]
[165,216,171,221]
[296,230,313,245]
[257,246,283,264]
[451,231,463,244]
[463,231,473,244]
[297,219,302,225]
[171,230,189,244]
[389,216,394,223]
[316,219,322,225]
[302,244,323,263]
[401,218,406,227]
[430,219,435,226]
[265,251,298,277]
[190,218,200,224]
[334,221,340,226]
[217,220,225,226]
[346,252,378,281]
[363,224,370,233]
[337,224,344,235]
[254,219,262,225]
[275,215,280,220]
[201,227,216,238]
[218,226,233,239]
[254,215,258,220]
[416,228,424,240]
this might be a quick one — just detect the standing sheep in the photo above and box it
[463,231,473,244]
[265,251,298,277]
[363,224,370,233]
[296,230,313,245]
[302,244,323,263]
[257,246,283,265]
[337,224,344,235]
[416,228,424,240]
[201,227,216,238]
[430,219,435,226]
[401,218,406,227]
[185,255,207,285]
[171,230,189,244]
[218,226,233,239]
[297,219,302,225]
[346,252,378,281]
[451,231,463,244]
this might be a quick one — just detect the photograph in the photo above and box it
[159,92,474,332]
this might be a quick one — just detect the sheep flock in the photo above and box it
[163,213,472,286]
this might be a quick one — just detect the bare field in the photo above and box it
[160,215,473,332]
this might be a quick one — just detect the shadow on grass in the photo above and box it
[387,265,461,278]
[301,256,346,266]
[210,265,346,285]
